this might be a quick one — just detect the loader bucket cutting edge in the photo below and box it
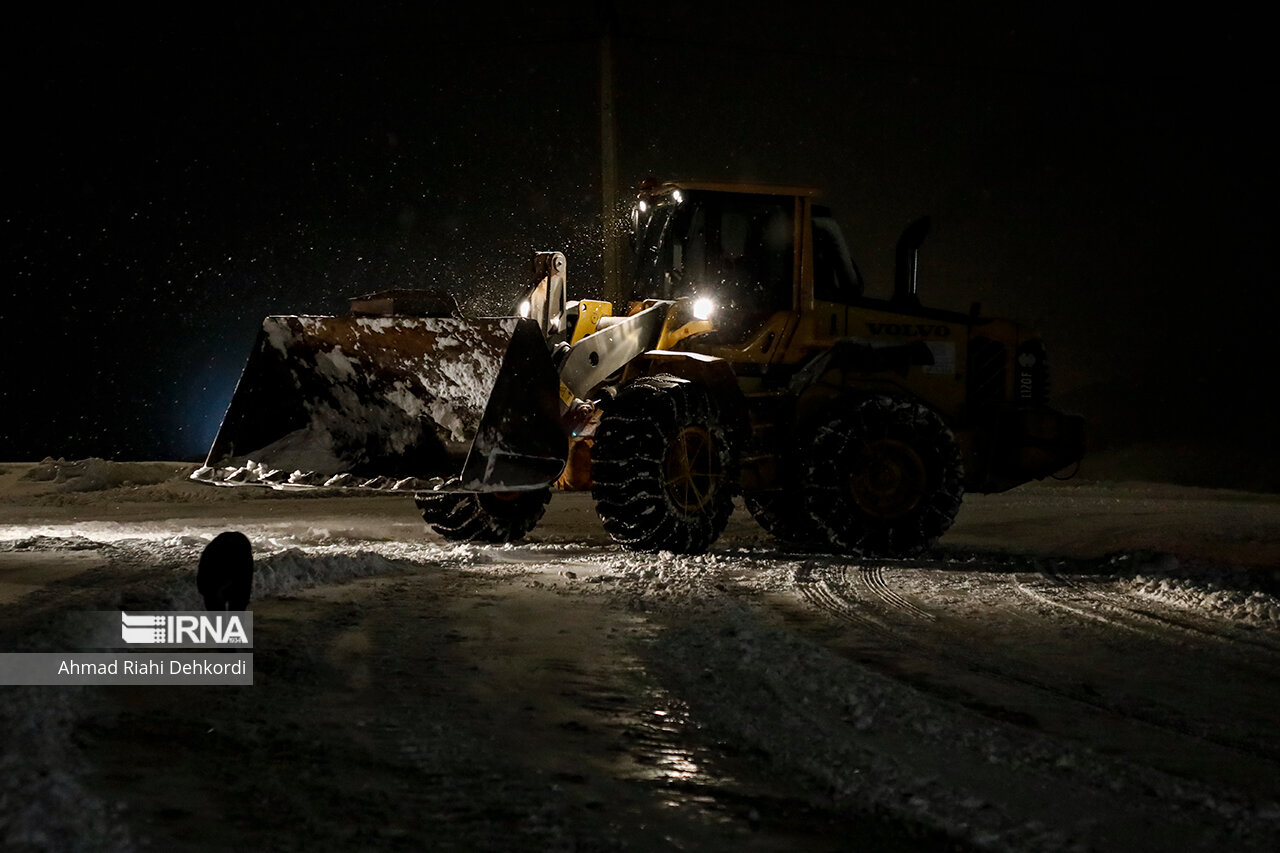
[197,315,567,491]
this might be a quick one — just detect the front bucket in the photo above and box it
[197,315,566,491]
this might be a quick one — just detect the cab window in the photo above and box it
[812,210,862,303]
[645,193,794,312]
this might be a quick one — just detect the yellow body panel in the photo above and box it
[569,299,613,344]
[612,181,1082,496]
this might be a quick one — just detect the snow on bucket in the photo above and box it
[197,315,566,491]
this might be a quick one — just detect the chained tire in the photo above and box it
[803,395,963,556]
[591,374,737,554]
[414,480,551,543]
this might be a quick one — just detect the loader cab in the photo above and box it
[630,187,796,340]
[630,185,868,338]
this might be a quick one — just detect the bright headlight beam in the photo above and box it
[692,297,715,321]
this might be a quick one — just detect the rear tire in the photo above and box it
[415,481,550,543]
[591,375,737,553]
[803,395,963,556]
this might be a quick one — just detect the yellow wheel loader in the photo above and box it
[195,181,1083,556]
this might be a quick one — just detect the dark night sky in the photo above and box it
[2,3,1274,483]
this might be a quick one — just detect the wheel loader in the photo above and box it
[194,180,1084,556]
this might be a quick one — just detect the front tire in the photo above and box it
[803,395,963,556]
[415,481,550,543]
[591,375,737,553]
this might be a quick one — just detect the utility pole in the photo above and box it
[599,3,623,303]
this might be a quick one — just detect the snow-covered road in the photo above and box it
[2,460,1279,851]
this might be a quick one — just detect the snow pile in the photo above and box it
[20,458,191,493]
[526,545,801,603]
[108,545,432,611]
[0,528,489,616]
[251,548,412,599]
[0,534,103,552]
[1112,553,1280,627]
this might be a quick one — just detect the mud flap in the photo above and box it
[201,315,566,490]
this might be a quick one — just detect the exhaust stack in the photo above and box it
[894,216,931,305]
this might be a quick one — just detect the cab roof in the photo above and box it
[639,179,819,199]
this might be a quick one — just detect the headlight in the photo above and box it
[691,297,715,321]
[518,300,531,318]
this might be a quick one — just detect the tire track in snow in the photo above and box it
[793,562,934,632]
[1006,569,1280,763]
[793,563,894,636]
[1012,572,1165,640]
[793,559,1280,770]
[860,564,936,620]
[1040,565,1280,662]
